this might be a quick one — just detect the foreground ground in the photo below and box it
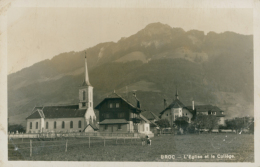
[8,133,254,162]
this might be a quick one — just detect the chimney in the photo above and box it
[192,101,195,110]
[164,99,168,109]
[133,92,136,97]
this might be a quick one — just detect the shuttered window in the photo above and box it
[78,121,81,128]
[70,121,73,128]
[62,121,65,128]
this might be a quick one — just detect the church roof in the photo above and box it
[26,105,87,119]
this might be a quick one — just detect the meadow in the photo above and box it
[8,133,254,162]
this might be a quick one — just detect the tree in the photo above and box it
[174,117,189,133]
[193,114,219,132]
[155,119,170,129]
[8,124,26,133]
[225,118,245,133]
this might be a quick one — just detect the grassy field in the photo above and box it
[8,133,254,162]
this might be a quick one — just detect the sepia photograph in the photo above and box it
[1,0,259,166]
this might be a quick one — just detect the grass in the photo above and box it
[8,133,254,162]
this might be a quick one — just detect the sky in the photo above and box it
[7,7,253,74]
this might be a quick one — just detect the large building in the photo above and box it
[159,89,194,126]
[159,89,225,127]
[25,54,97,133]
[94,92,154,136]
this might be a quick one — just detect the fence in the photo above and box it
[8,131,140,140]
[8,134,144,159]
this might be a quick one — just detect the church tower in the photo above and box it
[79,52,96,126]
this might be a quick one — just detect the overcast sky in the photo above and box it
[7,7,253,74]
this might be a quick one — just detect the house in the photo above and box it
[159,89,225,127]
[25,54,97,133]
[188,105,225,125]
[159,89,194,126]
[141,110,160,133]
[94,92,153,136]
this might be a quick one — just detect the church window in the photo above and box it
[83,91,86,100]
[62,121,65,128]
[54,121,56,129]
[36,122,38,129]
[116,103,120,108]
[46,122,48,129]
[82,102,86,107]
[78,121,81,128]
[30,122,32,129]
[70,121,73,128]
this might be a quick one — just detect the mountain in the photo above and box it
[8,22,253,126]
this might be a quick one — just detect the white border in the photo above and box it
[0,0,259,166]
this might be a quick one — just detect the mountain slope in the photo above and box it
[8,22,253,126]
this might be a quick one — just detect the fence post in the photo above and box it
[30,140,32,157]
[89,136,90,148]
[65,140,68,152]
[116,136,117,144]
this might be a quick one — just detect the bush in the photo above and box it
[186,124,196,134]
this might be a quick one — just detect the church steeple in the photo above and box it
[175,87,179,100]
[82,52,91,86]
[79,52,93,110]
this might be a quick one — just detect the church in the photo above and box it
[25,54,97,133]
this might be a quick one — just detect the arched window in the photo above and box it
[30,122,32,129]
[83,91,86,100]
[70,121,73,128]
[89,116,92,124]
[36,122,38,129]
[46,122,48,129]
[78,121,81,128]
[54,121,56,129]
[62,121,65,129]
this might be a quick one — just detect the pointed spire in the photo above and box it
[175,86,179,100]
[82,51,91,86]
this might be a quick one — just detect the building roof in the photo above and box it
[187,105,225,117]
[26,105,87,119]
[141,111,160,121]
[99,119,129,124]
[95,92,142,111]
[84,123,99,130]
[160,99,186,114]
